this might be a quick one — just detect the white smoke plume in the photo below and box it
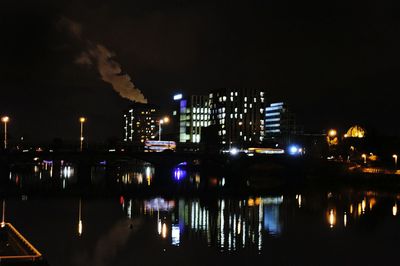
[60,17,148,103]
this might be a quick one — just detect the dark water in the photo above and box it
[3,190,400,266]
[3,160,400,265]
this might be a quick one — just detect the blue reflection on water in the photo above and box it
[173,167,187,181]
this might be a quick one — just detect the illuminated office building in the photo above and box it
[123,103,158,143]
[172,94,210,143]
[209,88,266,147]
[264,102,296,143]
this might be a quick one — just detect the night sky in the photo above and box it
[0,0,399,143]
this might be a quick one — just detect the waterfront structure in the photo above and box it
[172,94,210,143]
[264,102,296,144]
[123,103,158,143]
[0,223,43,263]
[209,88,266,147]
[344,125,366,138]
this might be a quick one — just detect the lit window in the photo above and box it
[244,97,247,102]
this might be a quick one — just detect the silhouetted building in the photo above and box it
[209,88,266,148]
[172,94,210,143]
[123,103,158,143]
[264,102,297,144]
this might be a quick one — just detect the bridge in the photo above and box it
[0,150,228,188]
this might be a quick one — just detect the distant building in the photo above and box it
[123,103,158,143]
[172,94,210,143]
[344,125,366,138]
[209,88,266,148]
[264,102,297,144]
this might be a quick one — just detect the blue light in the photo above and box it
[173,167,187,181]
[288,145,301,155]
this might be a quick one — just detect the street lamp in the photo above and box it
[158,117,169,141]
[1,116,10,150]
[361,154,367,164]
[79,117,86,152]
[328,129,337,137]
[393,154,398,169]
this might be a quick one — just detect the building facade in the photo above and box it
[209,88,266,148]
[264,102,296,144]
[123,103,158,143]
[172,94,210,143]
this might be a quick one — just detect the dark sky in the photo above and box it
[0,0,399,143]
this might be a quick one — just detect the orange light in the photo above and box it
[1,116,9,123]
[79,117,86,123]
[248,198,254,207]
[328,129,337,137]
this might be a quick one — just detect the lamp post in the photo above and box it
[1,116,9,150]
[393,154,398,169]
[79,117,86,152]
[158,117,169,141]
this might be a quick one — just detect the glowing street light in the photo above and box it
[361,154,367,164]
[328,129,337,137]
[327,129,339,146]
[1,116,9,150]
[393,154,398,169]
[79,117,86,152]
[158,117,169,141]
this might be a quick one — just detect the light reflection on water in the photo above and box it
[5,190,400,266]
[8,160,157,190]
[120,196,282,252]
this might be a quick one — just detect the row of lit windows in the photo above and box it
[192,114,209,120]
[266,118,281,122]
[210,91,265,98]
[192,107,210,114]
